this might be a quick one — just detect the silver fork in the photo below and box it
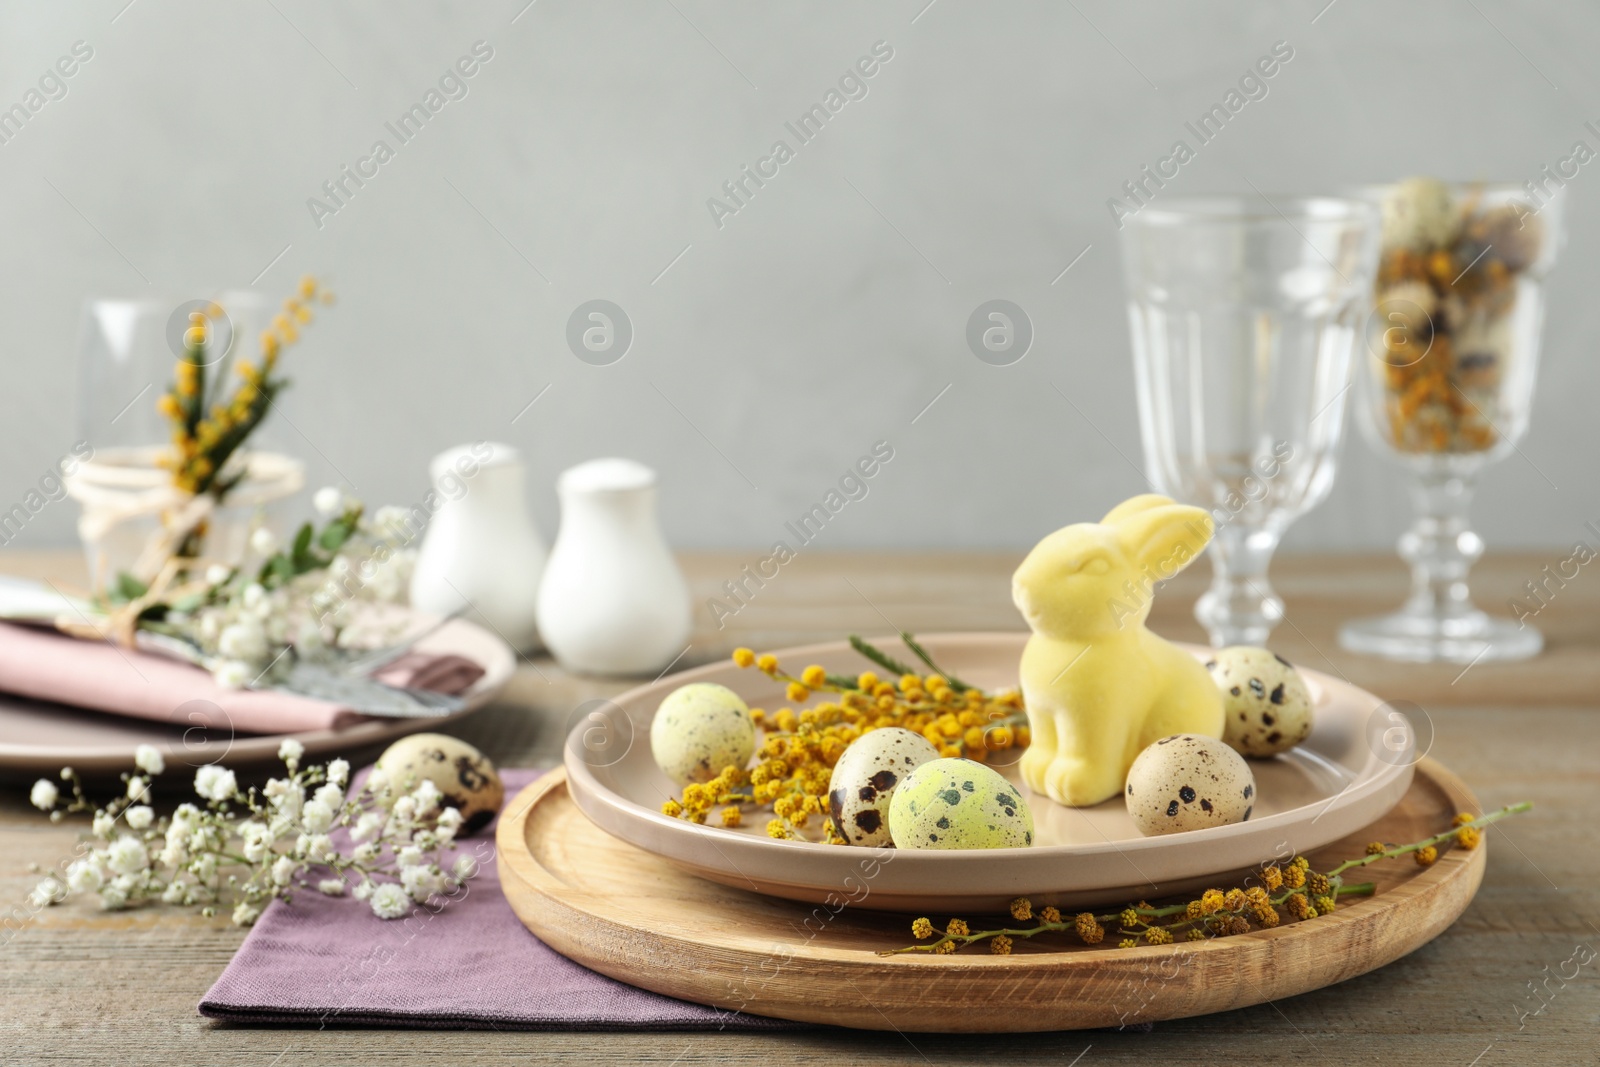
[334,607,468,676]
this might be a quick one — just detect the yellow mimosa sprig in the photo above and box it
[157,276,333,499]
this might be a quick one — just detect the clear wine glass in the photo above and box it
[1120,196,1382,647]
[1339,181,1563,663]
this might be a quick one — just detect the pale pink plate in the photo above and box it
[564,633,1417,912]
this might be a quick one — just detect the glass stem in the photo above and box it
[1399,468,1483,623]
[1195,523,1284,648]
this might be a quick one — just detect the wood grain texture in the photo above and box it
[1,548,1596,1064]
[497,761,1485,1032]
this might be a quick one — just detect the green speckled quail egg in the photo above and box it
[888,757,1034,850]
[375,733,503,834]
[827,728,941,847]
[649,682,755,786]
[1381,176,1458,251]
[1205,646,1314,757]
[1124,734,1255,836]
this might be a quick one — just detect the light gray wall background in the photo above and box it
[2,0,1597,553]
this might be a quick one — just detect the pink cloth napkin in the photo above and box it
[372,650,483,694]
[0,623,478,735]
[200,769,802,1030]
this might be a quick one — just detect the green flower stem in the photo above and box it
[881,920,1074,955]
[754,639,1015,711]
[885,877,1380,956]
[883,803,1530,957]
[848,634,919,680]
[897,632,972,692]
[1084,875,1375,928]
[183,335,205,438]
[1325,801,1530,879]
[765,666,852,697]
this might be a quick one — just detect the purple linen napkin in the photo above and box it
[200,769,802,1030]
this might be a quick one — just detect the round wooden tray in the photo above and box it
[497,757,1485,1032]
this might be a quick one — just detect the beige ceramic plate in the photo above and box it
[564,633,1417,912]
[0,617,516,783]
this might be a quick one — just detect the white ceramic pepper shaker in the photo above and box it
[536,458,691,676]
[409,442,546,652]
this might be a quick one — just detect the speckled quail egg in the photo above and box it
[375,733,503,834]
[1205,646,1314,758]
[1381,176,1459,251]
[1124,734,1256,836]
[649,682,756,786]
[1453,315,1513,389]
[888,757,1034,850]
[827,728,941,847]
[1375,279,1437,340]
[1469,201,1544,272]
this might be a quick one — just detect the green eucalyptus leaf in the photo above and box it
[290,522,315,567]
[111,572,149,604]
[169,592,205,614]
[317,519,353,553]
[269,554,295,586]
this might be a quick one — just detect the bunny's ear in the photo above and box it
[1100,494,1178,526]
[1114,501,1213,577]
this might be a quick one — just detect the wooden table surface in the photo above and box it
[1,549,1595,1065]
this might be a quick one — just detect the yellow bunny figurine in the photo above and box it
[1014,495,1224,807]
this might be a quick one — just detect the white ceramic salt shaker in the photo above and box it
[409,442,546,652]
[536,458,691,676]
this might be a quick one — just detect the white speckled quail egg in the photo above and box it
[1375,279,1437,337]
[1381,176,1458,251]
[375,733,503,834]
[1205,646,1314,757]
[827,728,941,847]
[1125,734,1255,836]
[649,682,756,786]
[888,758,1034,850]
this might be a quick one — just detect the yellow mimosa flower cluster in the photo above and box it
[158,277,332,498]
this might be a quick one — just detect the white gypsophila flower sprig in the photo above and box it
[152,496,420,688]
[26,749,482,925]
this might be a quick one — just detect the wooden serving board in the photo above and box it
[496,758,1485,1033]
